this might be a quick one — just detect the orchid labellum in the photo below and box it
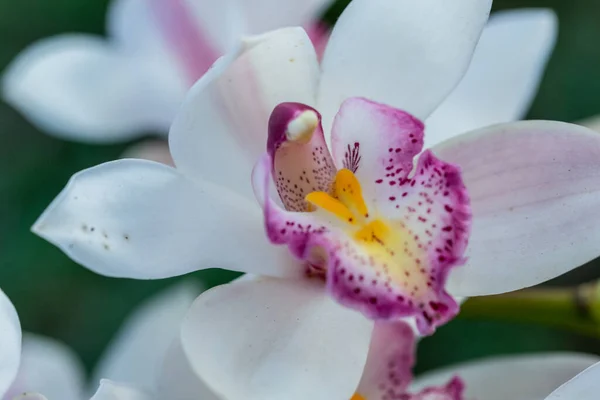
[32,0,600,398]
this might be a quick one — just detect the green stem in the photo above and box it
[459,283,600,337]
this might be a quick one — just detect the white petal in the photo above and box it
[156,339,220,400]
[91,282,201,393]
[169,27,320,200]
[239,0,333,34]
[546,360,600,400]
[106,0,169,55]
[2,35,186,142]
[432,121,600,296]
[180,277,374,400]
[425,8,558,148]
[12,394,48,400]
[33,159,303,279]
[0,289,21,398]
[11,334,85,400]
[90,380,153,400]
[413,353,600,400]
[318,0,492,133]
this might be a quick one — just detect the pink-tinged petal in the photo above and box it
[546,361,600,400]
[33,159,303,280]
[252,153,332,263]
[268,103,336,211]
[146,0,222,81]
[169,27,320,200]
[0,289,21,399]
[305,22,330,60]
[432,121,600,296]
[355,321,464,400]
[407,378,464,400]
[354,322,415,399]
[318,0,492,133]
[330,97,425,203]
[414,353,600,400]
[424,8,558,148]
[253,153,467,334]
[180,277,373,400]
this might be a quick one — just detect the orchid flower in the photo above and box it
[32,0,600,396]
[414,353,600,400]
[0,283,208,400]
[2,0,332,143]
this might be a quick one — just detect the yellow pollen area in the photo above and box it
[306,169,429,295]
[305,169,370,226]
[350,394,366,400]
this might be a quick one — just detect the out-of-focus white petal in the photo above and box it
[169,27,320,200]
[91,282,201,393]
[11,334,85,400]
[432,121,600,296]
[0,289,21,399]
[156,339,219,400]
[32,159,303,279]
[2,35,186,142]
[239,0,332,34]
[546,360,600,400]
[107,0,169,55]
[414,353,599,400]
[89,380,152,400]
[181,277,373,400]
[425,8,558,147]
[318,0,492,133]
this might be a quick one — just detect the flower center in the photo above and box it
[350,394,366,400]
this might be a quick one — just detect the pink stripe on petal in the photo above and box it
[305,22,330,60]
[268,102,336,211]
[331,97,425,206]
[149,0,221,83]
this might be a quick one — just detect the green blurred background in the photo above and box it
[1,0,600,375]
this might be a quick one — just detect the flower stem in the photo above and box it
[459,283,600,337]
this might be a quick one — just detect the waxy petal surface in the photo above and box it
[546,360,600,400]
[9,334,85,400]
[414,353,600,400]
[432,121,600,296]
[318,0,492,133]
[157,339,220,400]
[169,27,320,200]
[91,282,200,392]
[181,277,373,400]
[425,8,558,147]
[33,159,303,279]
[90,380,153,400]
[0,289,21,399]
